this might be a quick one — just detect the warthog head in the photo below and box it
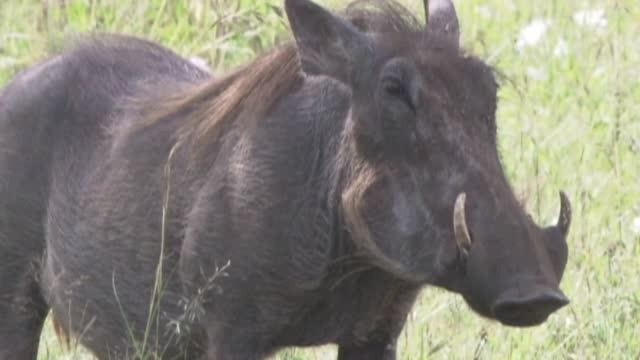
[285,0,571,326]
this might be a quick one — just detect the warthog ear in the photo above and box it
[285,0,371,83]
[424,0,460,47]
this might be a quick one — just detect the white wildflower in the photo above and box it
[564,315,574,328]
[516,19,551,51]
[573,9,607,28]
[476,5,491,18]
[526,66,546,81]
[553,38,569,57]
[632,216,640,235]
[593,66,606,78]
[0,57,18,69]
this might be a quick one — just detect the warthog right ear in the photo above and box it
[285,0,371,83]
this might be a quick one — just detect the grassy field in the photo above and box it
[1,0,639,359]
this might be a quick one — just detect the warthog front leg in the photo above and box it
[0,262,49,360]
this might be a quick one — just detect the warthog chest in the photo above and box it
[272,268,420,347]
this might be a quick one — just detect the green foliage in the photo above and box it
[1,0,638,359]
[0,0,287,82]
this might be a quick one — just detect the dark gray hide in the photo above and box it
[0,0,571,359]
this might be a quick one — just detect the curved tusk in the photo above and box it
[557,191,572,237]
[453,192,472,257]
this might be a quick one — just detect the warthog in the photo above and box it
[0,0,571,358]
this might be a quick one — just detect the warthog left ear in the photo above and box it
[285,0,371,83]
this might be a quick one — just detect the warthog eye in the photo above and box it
[382,76,415,112]
[382,77,403,96]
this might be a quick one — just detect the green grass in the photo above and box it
[1,0,639,359]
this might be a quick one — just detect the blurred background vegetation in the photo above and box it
[1,0,638,359]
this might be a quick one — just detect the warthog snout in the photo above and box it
[491,288,569,327]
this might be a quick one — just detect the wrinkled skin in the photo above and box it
[0,0,570,359]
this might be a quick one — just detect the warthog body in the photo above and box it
[0,0,571,358]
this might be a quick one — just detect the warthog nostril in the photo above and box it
[491,290,569,327]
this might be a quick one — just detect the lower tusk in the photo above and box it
[453,192,472,257]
